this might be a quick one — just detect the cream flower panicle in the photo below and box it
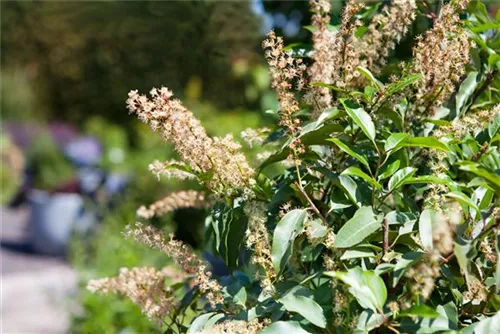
[244,201,275,295]
[123,222,224,306]
[357,0,417,74]
[137,190,212,219]
[435,104,500,139]
[195,318,270,334]
[410,0,472,115]
[263,30,306,157]
[148,159,195,181]
[87,266,175,322]
[307,0,415,115]
[330,0,365,89]
[240,127,270,148]
[127,88,255,197]
[307,0,336,118]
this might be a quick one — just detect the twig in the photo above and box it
[295,181,328,226]
[383,218,389,259]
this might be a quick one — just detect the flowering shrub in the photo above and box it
[88,0,500,333]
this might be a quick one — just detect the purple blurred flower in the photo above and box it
[64,136,102,167]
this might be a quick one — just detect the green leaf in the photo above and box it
[454,236,476,286]
[385,133,410,153]
[401,137,449,152]
[340,247,376,260]
[470,22,500,33]
[437,302,458,327]
[338,175,363,207]
[188,313,220,333]
[455,71,478,117]
[378,160,400,181]
[211,203,248,271]
[462,312,500,334]
[357,66,384,89]
[445,191,480,213]
[259,321,310,334]
[326,268,387,311]
[470,186,494,220]
[489,53,500,70]
[271,209,307,274]
[459,162,500,191]
[356,310,386,332]
[341,166,381,189]
[400,305,440,318]
[363,271,387,309]
[328,138,370,168]
[387,167,417,192]
[403,175,453,186]
[489,114,500,139]
[385,74,422,97]
[279,286,327,328]
[222,278,247,309]
[334,207,382,248]
[315,108,340,126]
[341,99,376,142]
[258,123,343,171]
[418,209,439,250]
[400,316,457,333]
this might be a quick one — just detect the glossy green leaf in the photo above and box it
[401,137,449,152]
[279,286,327,328]
[387,167,417,192]
[341,166,381,189]
[400,316,456,333]
[403,175,453,186]
[459,162,500,190]
[326,267,387,311]
[259,321,310,334]
[462,312,500,334]
[334,207,382,248]
[418,209,439,250]
[455,71,478,117]
[211,203,248,271]
[356,310,386,332]
[378,160,401,181]
[454,236,476,286]
[385,133,410,153]
[328,138,370,168]
[271,209,307,274]
[470,186,494,220]
[357,66,384,89]
[445,191,480,213]
[188,313,220,333]
[385,74,422,97]
[489,114,500,139]
[340,247,376,260]
[315,108,340,126]
[341,99,376,142]
[338,175,368,207]
[400,305,440,318]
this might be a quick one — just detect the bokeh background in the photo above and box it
[1,1,499,333]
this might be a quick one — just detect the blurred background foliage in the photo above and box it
[1,1,265,127]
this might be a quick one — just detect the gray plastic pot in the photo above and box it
[27,190,87,256]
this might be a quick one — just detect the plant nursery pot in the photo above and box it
[27,190,85,256]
